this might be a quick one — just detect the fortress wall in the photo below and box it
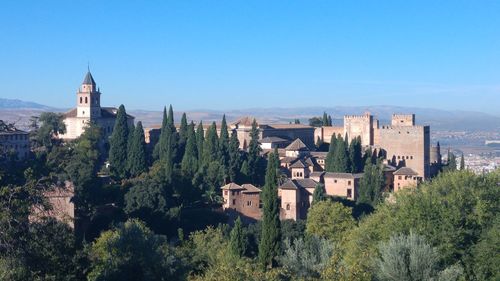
[314,126,344,143]
[343,114,373,146]
[377,125,430,178]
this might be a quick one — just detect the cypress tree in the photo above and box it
[239,160,250,182]
[259,149,281,268]
[357,158,384,206]
[325,134,337,172]
[196,121,205,165]
[447,151,457,172]
[312,183,325,205]
[203,122,219,165]
[181,121,198,177]
[164,105,177,182]
[247,119,262,184]
[177,112,189,163]
[328,115,333,126]
[229,216,247,258]
[155,106,168,161]
[332,137,350,173]
[127,121,147,177]
[219,115,230,180]
[322,112,329,126]
[228,131,241,182]
[109,104,129,178]
[349,136,363,173]
[460,153,465,170]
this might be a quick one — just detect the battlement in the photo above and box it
[380,125,427,132]
[391,114,415,126]
[344,112,372,120]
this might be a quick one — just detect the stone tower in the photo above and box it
[76,71,102,119]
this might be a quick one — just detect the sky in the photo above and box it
[0,1,499,114]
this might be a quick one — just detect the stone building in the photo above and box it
[59,71,134,141]
[393,167,422,191]
[0,127,30,160]
[221,183,262,221]
[31,181,75,228]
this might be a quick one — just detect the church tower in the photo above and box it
[76,70,102,119]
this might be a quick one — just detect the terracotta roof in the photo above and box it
[241,184,262,193]
[281,156,298,164]
[232,116,255,127]
[393,167,419,176]
[324,172,364,179]
[279,180,299,190]
[221,183,244,190]
[285,138,309,151]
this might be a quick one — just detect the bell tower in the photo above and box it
[76,70,102,119]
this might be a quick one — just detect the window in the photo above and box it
[410,156,413,159]
[398,156,400,159]
[80,97,82,103]
[348,180,351,186]
[286,204,290,210]
[334,180,337,183]
[347,188,352,198]
[85,97,88,103]
[398,176,402,180]
[406,156,409,159]
[232,199,236,205]
[224,190,228,195]
[247,201,252,206]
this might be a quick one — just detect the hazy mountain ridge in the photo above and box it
[1,99,499,132]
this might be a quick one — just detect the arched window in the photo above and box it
[85,97,88,104]
[286,204,290,210]
[80,97,82,103]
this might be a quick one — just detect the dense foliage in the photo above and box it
[0,112,498,281]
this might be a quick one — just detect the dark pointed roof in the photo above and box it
[285,138,309,151]
[83,71,96,85]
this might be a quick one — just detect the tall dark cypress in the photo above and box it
[177,112,189,163]
[322,112,329,126]
[325,134,337,172]
[181,121,198,176]
[109,104,129,178]
[328,115,333,126]
[349,136,363,173]
[357,157,384,206]
[228,130,241,183]
[258,149,281,268]
[203,122,219,165]
[219,115,230,180]
[247,119,262,184]
[229,216,247,258]
[127,121,147,177]
[460,153,465,170]
[155,106,168,161]
[332,136,350,173]
[195,121,205,165]
[164,105,177,182]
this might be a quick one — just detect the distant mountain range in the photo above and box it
[0,98,57,110]
[1,98,499,132]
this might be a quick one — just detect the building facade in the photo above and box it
[59,71,134,141]
[0,128,30,160]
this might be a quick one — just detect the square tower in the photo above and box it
[76,71,102,119]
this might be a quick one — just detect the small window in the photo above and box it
[85,97,88,103]
[348,180,351,186]
[334,180,337,183]
[224,190,228,195]
[398,176,402,180]
[410,156,413,159]
[286,204,290,210]
[406,156,409,159]
[347,188,352,198]
[80,97,82,103]
[232,199,236,205]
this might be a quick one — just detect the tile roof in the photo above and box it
[324,172,364,179]
[241,184,262,193]
[63,107,134,119]
[279,178,319,190]
[82,71,96,85]
[221,183,244,190]
[393,167,419,176]
[260,136,289,143]
[285,138,309,151]
[289,159,308,168]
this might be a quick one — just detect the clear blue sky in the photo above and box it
[1,1,499,114]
